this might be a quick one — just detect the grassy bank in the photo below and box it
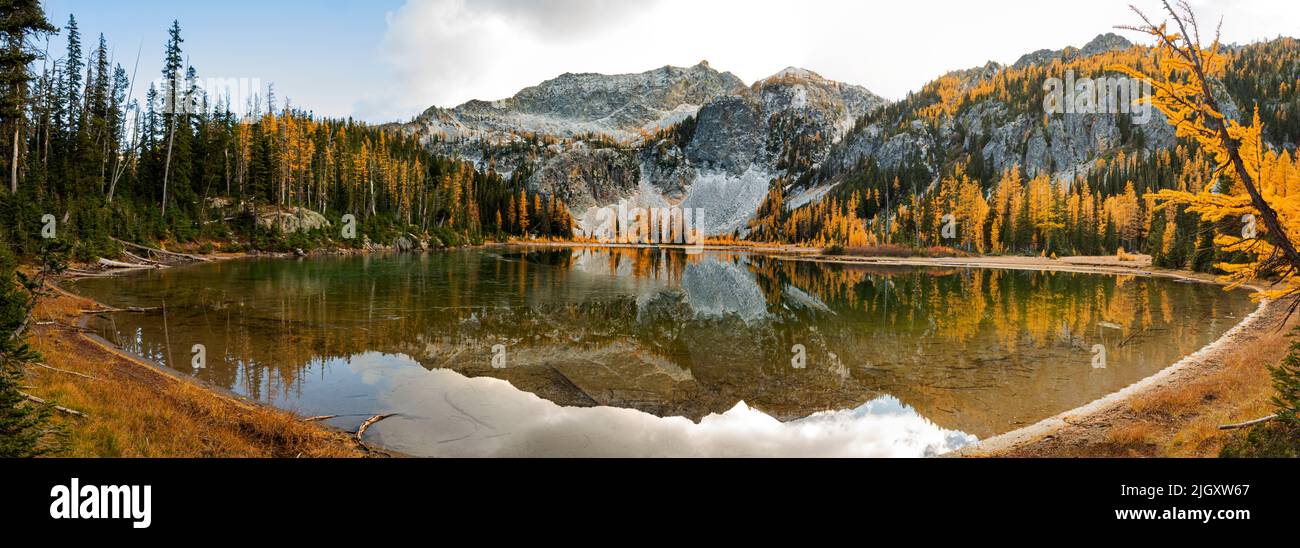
[960,285,1292,458]
[22,286,365,458]
[1110,313,1292,457]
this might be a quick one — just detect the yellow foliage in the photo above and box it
[1120,6,1300,301]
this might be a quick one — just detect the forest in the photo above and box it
[0,12,575,266]
[746,37,1300,273]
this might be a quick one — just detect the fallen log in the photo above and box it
[82,306,161,314]
[356,413,397,441]
[1219,415,1278,430]
[30,362,102,381]
[21,393,89,418]
[112,238,212,262]
[66,269,119,278]
[98,258,155,270]
[122,250,169,267]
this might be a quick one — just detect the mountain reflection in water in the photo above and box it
[68,247,1254,457]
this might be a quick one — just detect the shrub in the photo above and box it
[1220,328,1300,458]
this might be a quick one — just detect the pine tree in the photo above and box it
[0,0,56,194]
[0,246,57,457]
[159,20,184,217]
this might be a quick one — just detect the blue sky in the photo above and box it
[39,1,1300,124]
[44,0,405,120]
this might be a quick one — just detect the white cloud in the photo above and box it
[347,353,977,458]
[361,0,1300,121]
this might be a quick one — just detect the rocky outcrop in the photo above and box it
[809,33,1187,196]
[413,64,887,237]
[412,61,745,141]
[649,67,886,234]
[256,207,331,234]
[685,95,764,174]
[528,144,642,212]
[1012,32,1134,69]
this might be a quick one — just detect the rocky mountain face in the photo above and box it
[405,34,1288,237]
[1011,32,1135,69]
[413,61,745,141]
[635,67,887,234]
[809,33,1184,195]
[407,65,886,235]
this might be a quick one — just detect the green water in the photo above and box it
[67,247,1254,457]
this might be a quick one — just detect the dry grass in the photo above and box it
[969,291,1291,458]
[1032,309,1286,458]
[22,287,366,458]
[1151,325,1288,457]
[1104,421,1160,454]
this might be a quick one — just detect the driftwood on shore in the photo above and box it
[355,413,397,441]
[122,250,169,266]
[112,237,212,263]
[1218,415,1278,430]
[97,257,162,270]
[66,268,123,278]
[81,306,161,314]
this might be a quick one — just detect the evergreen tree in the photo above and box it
[0,245,60,457]
[0,0,56,193]
[159,20,183,217]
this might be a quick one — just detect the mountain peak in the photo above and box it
[1081,32,1134,56]
[763,67,825,83]
[414,63,744,140]
[1013,32,1136,68]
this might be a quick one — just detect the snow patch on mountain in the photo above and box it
[681,166,774,236]
[786,183,838,211]
[572,173,675,239]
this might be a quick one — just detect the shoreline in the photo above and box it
[954,292,1279,457]
[26,283,378,457]
[51,244,1280,457]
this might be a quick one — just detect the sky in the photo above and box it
[42,0,1300,124]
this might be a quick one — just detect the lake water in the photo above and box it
[67,247,1254,457]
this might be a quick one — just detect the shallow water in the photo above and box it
[67,247,1254,457]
